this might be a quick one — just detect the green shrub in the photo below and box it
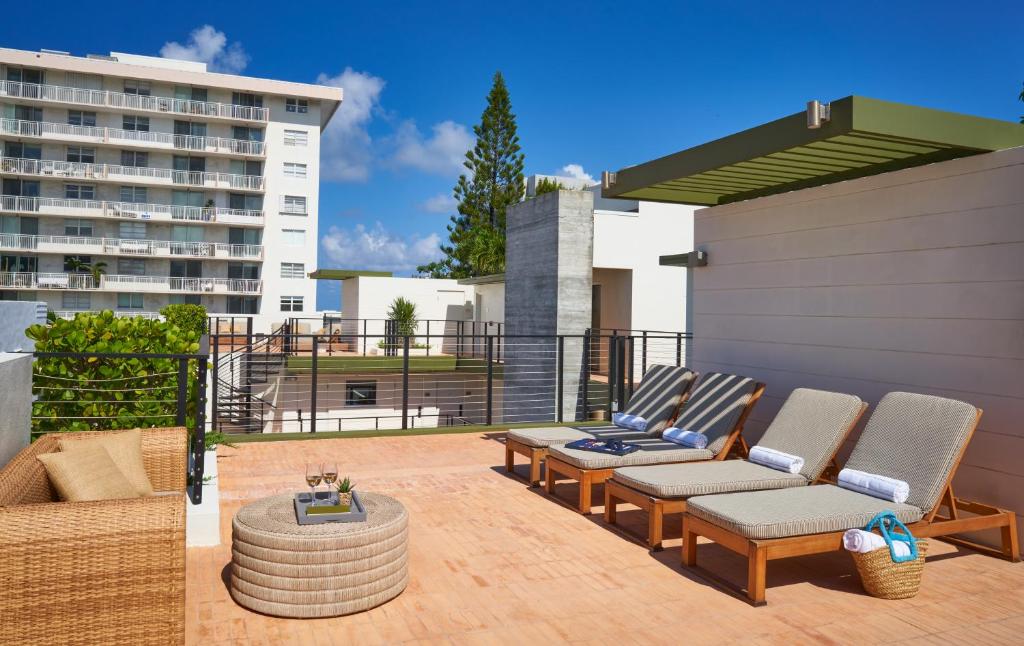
[160,303,208,338]
[533,177,564,196]
[26,312,202,436]
[387,297,418,337]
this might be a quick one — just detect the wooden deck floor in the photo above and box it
[186,432,1024,645]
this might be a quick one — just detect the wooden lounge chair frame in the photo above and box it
[545,383,765,514]
[605,402,867,551]
[504,373,699,487]
[681,408,1021,606]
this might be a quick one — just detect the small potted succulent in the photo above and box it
[336,477,356,510]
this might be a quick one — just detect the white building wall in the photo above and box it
[689,145,1024,550]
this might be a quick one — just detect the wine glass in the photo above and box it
[305,463,322,505]
[322,462,338,504]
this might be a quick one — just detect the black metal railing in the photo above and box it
[29,345,210,504]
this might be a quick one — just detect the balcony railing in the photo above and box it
[0,157,265,191]
[0,196,265,226]
[0,119,265,157]
[0,232,263,260]
[0,80,268,122]
[0,271,262,294]
[55,310,162,320]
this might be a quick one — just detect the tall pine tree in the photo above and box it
[419,72,524,278]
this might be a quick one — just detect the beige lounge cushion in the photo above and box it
[612,460,806,499]
[506,425,642,449]
[58,429,154,496]
[547,438,712,469]
[686,484,923,540]
[37,443,140,502]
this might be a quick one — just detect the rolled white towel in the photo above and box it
[612,412,648,432]
[748,445,805,474]
[837,468,910,504]
[843,529,911,557]
[662,427,707,449]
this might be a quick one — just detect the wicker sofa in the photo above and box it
[0,427,187,645]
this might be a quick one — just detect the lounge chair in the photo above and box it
[503,364,696,486]
[605,388,866,550]
[544,373,765,514]
[681,392,1020,605]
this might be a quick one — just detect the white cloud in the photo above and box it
[421,193,457,214]
[317,68,386,182]
[390,120,473,176]
[160,25,249,74]
[320,223,441,274]
[560,163,597,185]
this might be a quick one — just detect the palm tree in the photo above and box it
[89,261,107,288]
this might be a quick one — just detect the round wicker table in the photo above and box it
[229,492,408,618]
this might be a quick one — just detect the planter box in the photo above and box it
[186,449,220,547]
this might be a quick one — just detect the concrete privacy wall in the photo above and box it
[690,145,1024,550]
[504,190,594,421]
[0,301,48,352]
[0,353,33,468]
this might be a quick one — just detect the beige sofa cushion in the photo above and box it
[37,443,140,502]
[58,429,154,496]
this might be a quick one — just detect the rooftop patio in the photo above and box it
[187,432,1024,645]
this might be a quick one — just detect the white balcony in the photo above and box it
[0,156,265,192]
[0,119,265,158]
[0,272,262,295]
[0,196,265,227]
[0,80,268,122]
[55,310,162,320]
[0,232,263,260]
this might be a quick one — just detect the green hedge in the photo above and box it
[160,303,207,338]
[27,312,202,436]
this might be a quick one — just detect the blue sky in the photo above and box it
[4,1,1023,310]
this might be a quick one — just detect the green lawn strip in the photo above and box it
[221,420,609,444]
[286,355,458,373]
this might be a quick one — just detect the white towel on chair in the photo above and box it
[843,528,910,557]
[747,446,804,474]
[662,427,708,449]
[838,468,910,504]
[612,412,648,432]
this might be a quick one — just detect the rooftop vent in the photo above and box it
[87,54,117,61]
[40,49,71,56]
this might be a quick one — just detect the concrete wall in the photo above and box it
[504,190,594,421]
[689,145,1024,550]
[0,353,32,468]
[0,301,47,351]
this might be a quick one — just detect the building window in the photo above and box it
[117,293,144,310]
[117,258,146,275]
[1,255,37,273]
[228,262,260,280]
[171,225,203,242]
[282,229,306,246]
[231,126,264,142]
[285,98,309,114]
[64,184,95,200]
[281,195,307,215]
[61,292,91,310]
[119,221,147,239]
[120,150,148,167]
[283,129,308,147]
[280,296,304,312]
[119,186,148,203]
[6,67,44,84]
[231,92,263,108]
[122,115,150,132]
[283,162,307,178]
[280,262,305,279]
[67,110,97,127]
[123,79,151,96]
[227,296,258,314]
[345,381,377,406]
[229,193,263,211]
[169,294,201,305]
[64,219,94,237]
[66,147,96,164]
[5,142,42,160]
[14,105,42,122]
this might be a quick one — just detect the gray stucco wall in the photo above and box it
[503,190,594,421]
[0,301,47,352]
[689,145,1024,551]
[0,353,33,468]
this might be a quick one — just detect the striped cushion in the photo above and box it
[547,437,712,470]
[686,484,924,540]
[671,373,757,455]
[506,425,641,449]
[756,388,864,481]
[844,392,978,512]
[612,460,806,498]
[621,365,696,436]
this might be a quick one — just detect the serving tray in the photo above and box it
[293,490,367,525]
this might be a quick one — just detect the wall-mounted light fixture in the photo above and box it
[601,171,617,189]
[807,100,831,129]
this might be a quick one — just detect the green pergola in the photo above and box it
[602,96,1024,205]
[308,269,393,280]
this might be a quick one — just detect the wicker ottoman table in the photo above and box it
[229,492,408,618]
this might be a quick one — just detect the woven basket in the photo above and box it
[851,539,928,599]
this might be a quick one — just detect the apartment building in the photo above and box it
[0,47,342,331]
